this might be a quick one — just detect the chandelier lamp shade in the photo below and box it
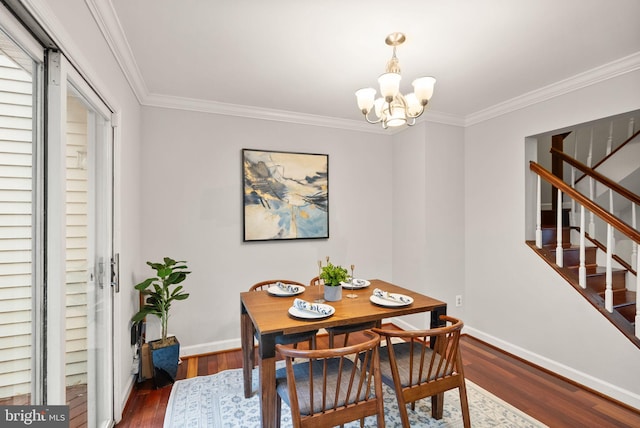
[355,32,436,129]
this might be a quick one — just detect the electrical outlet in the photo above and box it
[455,295,463,307]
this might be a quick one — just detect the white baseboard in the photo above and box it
[176,320,640,410]
[116,375,136,424]
[180,338,241,357]
[465,326,640,410]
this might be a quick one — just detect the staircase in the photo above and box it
[527,112,640,349]
[528,212,639,348]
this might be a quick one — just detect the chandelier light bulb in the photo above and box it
[355,32,435,129]
[405,92,422,116]
[412,76,436,103]
[355,88,377,113]
[378,72,401,102]
[374,98,385,119]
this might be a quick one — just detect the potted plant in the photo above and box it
[132,257,191,387]
[320,261,348,301]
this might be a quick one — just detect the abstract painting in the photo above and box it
[242,149,329,241]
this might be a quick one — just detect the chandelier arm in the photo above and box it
[388,93,408,117]
[406,117,417,126]
[363,111,383,125]
[406,105,425,119]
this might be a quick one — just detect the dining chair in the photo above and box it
[275,330,385,428]
[372,315,470,428]
[249,280,318,350]
[309,276,378,348]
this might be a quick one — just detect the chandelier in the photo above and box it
[355,32,436,129]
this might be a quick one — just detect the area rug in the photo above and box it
[164,365,547,427]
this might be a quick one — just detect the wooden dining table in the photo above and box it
[240,278,447,428]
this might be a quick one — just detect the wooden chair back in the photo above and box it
[275,330,385,428]
[373,315,470,428]
[248,279,317,355]
[249,279,307,292]
[308,276,323,286]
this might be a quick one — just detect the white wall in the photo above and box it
[33,0,144,419]
[464,69,640,407]
[37,0,640,413]
[392,122,466,330]
[139,107,393,354]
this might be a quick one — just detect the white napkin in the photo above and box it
[293,298,332,315]
[373,288,411,303]
[277,282,300,293]
[352,278,367,286]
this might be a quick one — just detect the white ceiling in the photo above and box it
[102,0,640,129]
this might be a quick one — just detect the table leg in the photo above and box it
[430,304,447,419]
[241,303,255,398]
[259,355,277,428]
[258,334,278,428]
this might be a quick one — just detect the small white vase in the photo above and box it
[324,285,342,301]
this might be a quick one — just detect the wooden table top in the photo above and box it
[240,279,446,336]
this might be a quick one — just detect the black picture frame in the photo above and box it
[242,148,329,241]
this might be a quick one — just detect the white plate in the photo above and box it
[341,279,371,290]
[267,285,304,296]
[370,293,414,307]
[288,304,335,319]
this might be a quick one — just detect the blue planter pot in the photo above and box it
[150,337,180,388]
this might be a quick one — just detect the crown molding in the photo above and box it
[144,92,465,133]
[144,93,390,133]
[68,2,640,131]
[85,0,148,104]
[465,51,640,127]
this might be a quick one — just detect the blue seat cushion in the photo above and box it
[378,342,453,388]
[326,321,377,335]
[255,330,318,346]
[275,358,370,415]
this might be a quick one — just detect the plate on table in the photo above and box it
[370,293,414,307]
[341,279,371,290]
[288,304,335,319]
[267,285,305,297]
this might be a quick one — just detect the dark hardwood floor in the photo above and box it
[117,333,640,427]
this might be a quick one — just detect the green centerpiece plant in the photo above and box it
[320,261,348,301]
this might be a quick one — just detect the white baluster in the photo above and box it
[633,204,638,271]
[588,177,595,237]
[556,190,563,267]
[605,224,613,312]
[536,175,542,248]
[587,128,593,167]
[606,120,613,155]
[609,190,616,254]
[571,132,577,227]
[579,204,586,288]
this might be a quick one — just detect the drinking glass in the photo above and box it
[346,264,358,298]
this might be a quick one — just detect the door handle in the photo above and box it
[111,253,120,293]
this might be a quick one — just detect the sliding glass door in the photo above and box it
[47,51,114,428]
[0,9,43,407]
[0,5,115,426]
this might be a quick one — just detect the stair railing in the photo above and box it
[529,162,640,336]
[574,128,640,186]
[552,147,640,280]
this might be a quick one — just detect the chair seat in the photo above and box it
[378,342,453,387]
[275,358,369,415]
[254,330,319,346]
[326,321,377,335]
